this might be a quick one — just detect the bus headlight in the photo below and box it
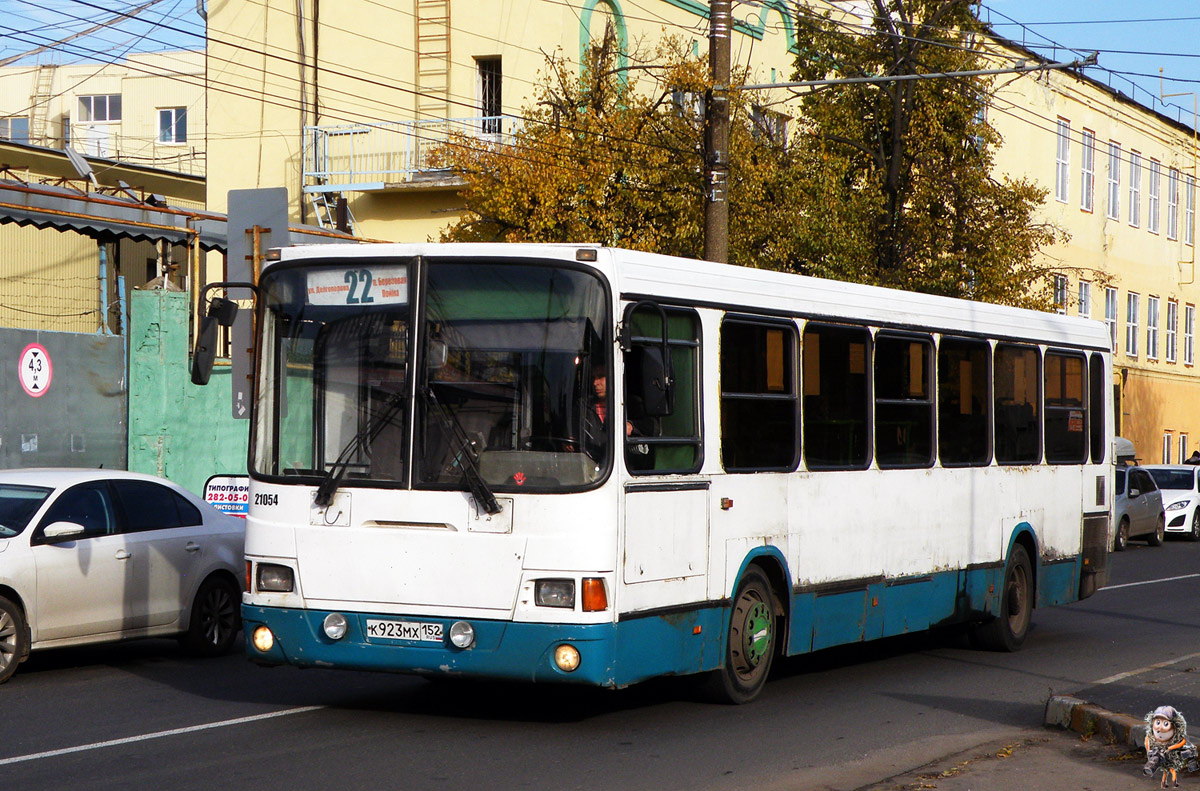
[323,613,348,640]
[535,579,575,608]
[256,563,295,592]
[449,621,475,649]
[554,644,581,672]
[252,626,275,653]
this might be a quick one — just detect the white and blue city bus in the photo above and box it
[193,243,1112,703]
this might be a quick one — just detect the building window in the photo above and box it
[1078,281,1091,318]
[1187,175,1196,246]
[1107,142,1121,220]
[1128,151,1142,227]
[1052,275,1068,314]
[1147,296,1159,360]
[1169,167,1181,240]
[0,116,29,142]
[77,94,121,122]
[1127,292,1140,357]
[1187,304,1196,366]
[750,105,789,147]
[1164,433,1173,464]
[157,107,186,143]
[1105,287,1119,351]
[1181,434,1190,464]
[1080,129,1095,212]
[1167,299,1179,363]
[1150,160,1162,233]
[1055,119,1070,203]
[477,57,502,135]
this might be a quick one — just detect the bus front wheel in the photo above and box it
[704,567,776,705]
[973,544,1032,652]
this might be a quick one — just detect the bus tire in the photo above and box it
[182,576,242,657]
[0,596,27,684]
[973,544,1032,652]
[704,567,776,705]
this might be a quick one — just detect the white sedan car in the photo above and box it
[1144,464,1200,540]
[0,469,245,684]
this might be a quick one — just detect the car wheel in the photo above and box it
[703,566,776,704]
[973,544,1033,652]
[1148,514,1165,547]
[0,595,28,684]
[1114,517,1129,551]
[1190,511,1199,542]
[182,576,242,657]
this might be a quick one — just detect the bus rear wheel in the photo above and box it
[704,567,776,705]
[973,544,1032,652]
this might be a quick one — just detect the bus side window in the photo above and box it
[874,333,934,469]
[994,344,1041,464]
[623,306,702,474]
[802,323,871,470]
[720,318,799,472]
[1044,351,1088,464]
[938,338,991,466]
[1088,352,1106,463]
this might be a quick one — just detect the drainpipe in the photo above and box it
[195,0,206,20]
[98,240,110,334]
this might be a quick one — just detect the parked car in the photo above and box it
[1113,466,1166,550]
[1144,465,1200,541]
[0,469,245,684]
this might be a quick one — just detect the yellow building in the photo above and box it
[201,1,1199,462]
[989,45,1200,462]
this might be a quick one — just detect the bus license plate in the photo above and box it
[364,619,443,643]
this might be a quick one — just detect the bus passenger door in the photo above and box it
[621,483,709,612]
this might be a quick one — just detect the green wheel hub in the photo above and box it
[743,600,772,666]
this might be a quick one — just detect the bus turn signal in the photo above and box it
[582,578,608,612]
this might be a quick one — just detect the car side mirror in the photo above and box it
[1130,488,1141,497]
[42,521,86,541]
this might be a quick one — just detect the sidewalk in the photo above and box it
[854,654,1200,790]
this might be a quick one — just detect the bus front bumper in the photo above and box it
[242,604,619,686]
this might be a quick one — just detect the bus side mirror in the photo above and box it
[191,297,239,386]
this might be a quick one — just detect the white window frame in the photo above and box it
[1106,287,1119,351]
[1147,295,1160,360]
[1052,275,1067,314]
[77,94,121,123]
[1128,151,1142,227]
[157,107,186,144]
[1187,175,1196,247]
[1183,434,1191,464]
[1078,281,1091,318]
[1127,291,1140,357]
[1107,142,1121,220]
[1150,160,1162,234]
[1055,119,1070,203]
[1080,129,1095,212]
[1164,433,1173,464]
[1187,304,1196,366]
[1167,299,1179,363]
[1169,167,1181,240]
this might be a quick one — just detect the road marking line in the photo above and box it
[0,705,325,767]
[1102,573,1200,591]
[1091,651,1200,685]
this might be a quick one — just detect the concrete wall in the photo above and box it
[127,288,248,496]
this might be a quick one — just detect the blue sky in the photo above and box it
[2,1,1199,125]
[984,1,1200,126]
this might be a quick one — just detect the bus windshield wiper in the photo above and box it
[423,386,502,515]
[314,391,405,507]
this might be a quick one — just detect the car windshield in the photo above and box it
[1147,469,1197,491]
[0,485,52,536]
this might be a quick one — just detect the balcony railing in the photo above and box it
[303,116,513,192]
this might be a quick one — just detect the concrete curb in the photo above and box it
[1045,694,1148,747]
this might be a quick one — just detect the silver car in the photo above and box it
[1144,465,1200,541]
[1113,466,1166,550]
[0,469,245,684]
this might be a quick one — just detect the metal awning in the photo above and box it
[0,179,355,252]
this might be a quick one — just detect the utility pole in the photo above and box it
[704,0,730,263]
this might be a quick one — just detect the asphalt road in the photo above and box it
[3,536,1197,791]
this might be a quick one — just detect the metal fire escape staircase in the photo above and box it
[28,65,56,145]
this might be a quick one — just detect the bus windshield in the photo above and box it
[252,258,611,492]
